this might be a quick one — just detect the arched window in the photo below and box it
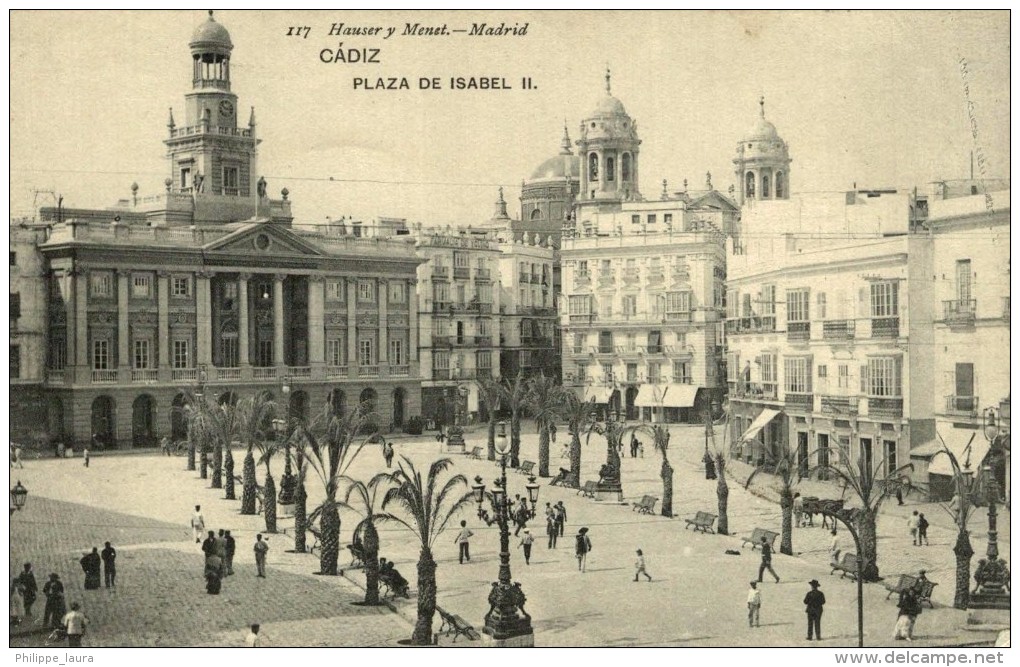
[762,174,770,199]
[606,156,615,182]
[588,153,599,181]
[621,153,631,181]
[530,207,542,220]
[745,172,755,199]
[775,172,785,198]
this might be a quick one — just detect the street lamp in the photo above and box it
[9,481,28,517]
[472,421,535,646]
[278,376,296,506]
[971,407,1010,610]
[525,476,540,519]
[821,502,866,647]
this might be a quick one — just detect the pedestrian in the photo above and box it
[893,584,922,640]
[204,553,223,594]
[101,542,116,589]
[382,439,394,468]
[907,510,920,546]
[638,440,644,458]
[13,444,24,469]
[575,527,592,572]
[747,581,761,627]
[42,573,66,629]
[253,534,269,578]
[191,505,205,543]
[245,623,265,647]
[793,492,804,527]
[215,529,228,578]
[454,520,473,564]
[17,563,37,619]
[828,529,841,567]
[757,537,780,584]
[917,513,929,546]
[83,445,90,468]
[10,577,25,626]
[80,547,101,590]
[224,530,236,575]
[61,602,88,648]
[804,579,826,641]
[202,530,217,566]
[555,501,567,537]
[896,485,904,506]
[634,549,652,582]
[161,436,171,456]
[546,512,558,549]
[630,434,639,458]
[518,530,535,565]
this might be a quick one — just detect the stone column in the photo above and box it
[64,269,78,373]
[157,272,170,375]
[274,274,286,367]
[117,270,130,378]
[308,276,325,374]
[347,280,358,376]
[196,271,213,367]
[74,270,89,383]
[238,274,250,367]
[409,279,419,362]
[378,279,389,365]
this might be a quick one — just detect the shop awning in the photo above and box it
[584,386,613,404]
[739,408,783,443]
[662,384,699,408]
[922,428,990,477]
[634,384,664,407]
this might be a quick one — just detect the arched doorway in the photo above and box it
[132,395,156,448]
[359,388,378,414]
[609,390,622,421]
[625,386,639,421]
[289,390,309,425]
[91,396,115,449]
[171,393,188,442]
[327,388,346,417]
[392,388,405,428]
[47,397,65,442]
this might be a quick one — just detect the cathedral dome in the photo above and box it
[530,154,580,181]
[591,94,628,118]
[746,115,779,142]
[190,12,233,51]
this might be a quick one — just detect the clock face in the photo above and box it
[219,100,234,118]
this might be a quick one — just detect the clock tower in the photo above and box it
[165,11,260,206]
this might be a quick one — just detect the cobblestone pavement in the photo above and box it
[12,425,1005,647]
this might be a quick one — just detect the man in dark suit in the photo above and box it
[804,579,826,640]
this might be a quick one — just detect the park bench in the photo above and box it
[684,511,717,533]
[631,495,659,515]
[516,460,536,475]
[467,446,483,459]
[741,528,779,551]
[380,568,411,599]
[550,470,578,488]
[831,552,859,580]
[578,480,598,498]
[436,606,481,643]
[347,542,366,568]
[885,575,937,608]
[915,579,937,608]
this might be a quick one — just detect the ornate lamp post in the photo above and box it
[970,407,1010,610]
[820,502,865,647]
[9,481,28,517]
[447,384,469,453]
[703,403,718,480]
[471,422,535,647]
[277,376,296,506]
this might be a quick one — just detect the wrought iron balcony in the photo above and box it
[785,392,814,410]
[431,266,450,280]
[821,395,858,415]
[871,316,900,338]
[432,335,452,347]
[787,321,810,342]
[325,366,348,379]
[731,382,778,400]
[665,311,692,322]
[822,319,856,341]
[475,268,492,281]
[92,369,118,384]
[131,369,159,383]
[943,299,976,327]
[868,397,903,419]
[454,267,471,280]
[945,395,978,415]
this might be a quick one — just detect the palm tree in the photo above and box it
[561,392,599,488]
[170,390,203,472]
[381,455,475,645]
[933,434,979,609]
[223,441,236,499]
[293,440,309,553]
[236,392,276,515]
[302,402,376,575]
[709,409,730,535]
[811,446,913,583]
[630,424,674,517]
[526,373,564,478]
[476,377,502,461]
[255,436,280,533]
[494,373,528,469]
[590,419,624,492]
[744,440,802,555]
[339,472,393,605]
[203,399,241,501]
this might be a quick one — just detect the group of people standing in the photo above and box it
[10,562,90,647]
[200,526,239,594]
[79,543,117,590]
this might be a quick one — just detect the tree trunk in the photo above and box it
[538,424,550,478]
[715,454,729,535]
[661,457,674,518]
[319,502,340,575]
[487,416,497,461]
[187,439,196,471]
[569,434,582,488]
[953,529,974,609]
[856,509,880,582]
[224,444,235,500]
[294,480,307,553]
[510,412,521,469]
[363,520,380,605]
[199,444,208,479]
[240,448,257,515]
[412,545,437,645]
[263,473,277,533]
[211,442,222,489]
[779,485,794,555]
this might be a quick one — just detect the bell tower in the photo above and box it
[165,11,260,203]
[733,96,791,207]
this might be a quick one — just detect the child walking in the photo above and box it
[634,549,652,582]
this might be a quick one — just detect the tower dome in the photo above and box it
[190,11,233,54]
[576,68,641,206]
[733,96,791,205]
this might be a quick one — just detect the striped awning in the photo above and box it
[584,386,613,404]
[739,408,783,443]
[634,384,664,407]
[662,384,700,408]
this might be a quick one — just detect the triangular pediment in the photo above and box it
[688,190,739,211]
[204,221,326,257]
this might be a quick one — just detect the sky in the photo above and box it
[8,9,1011,226]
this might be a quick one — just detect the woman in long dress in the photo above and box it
[10,578,25,626]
